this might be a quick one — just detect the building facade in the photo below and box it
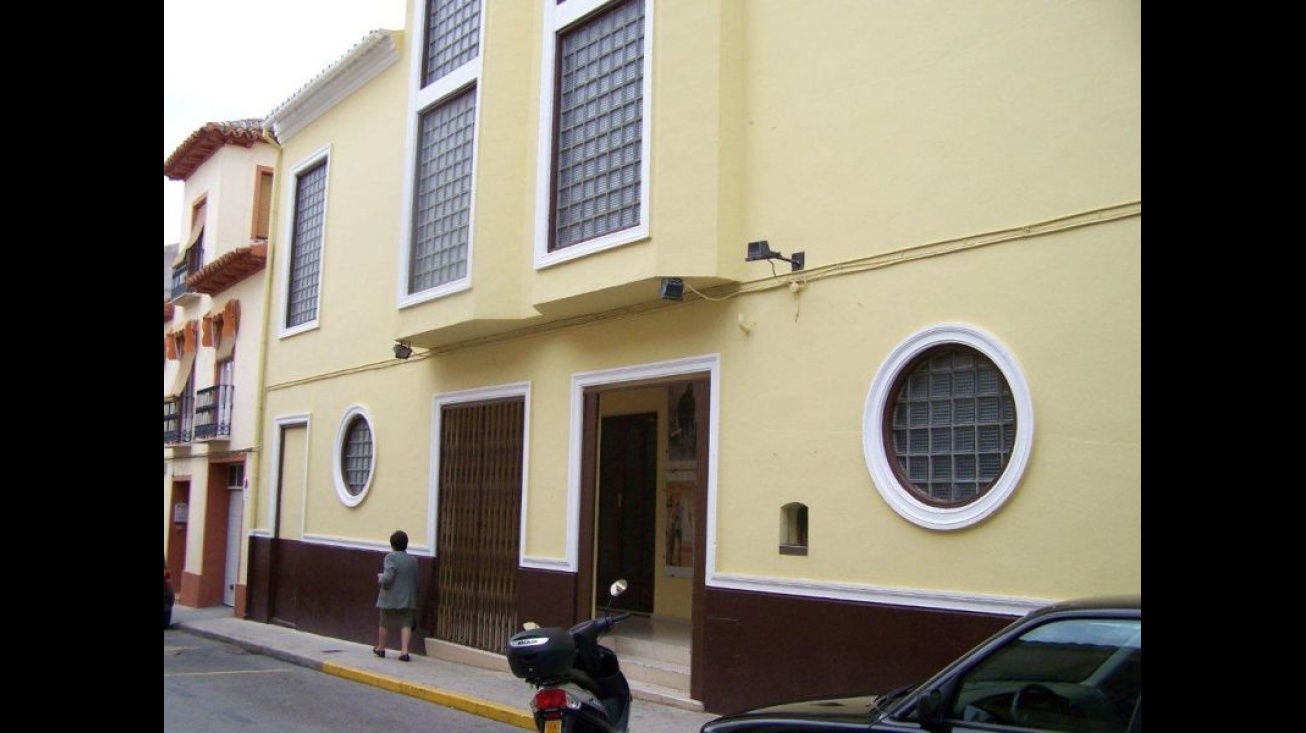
[164,120,275,615]
[243,0,1140,714]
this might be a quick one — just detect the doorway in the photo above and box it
[577,369,712,702]
[223,464,245,607]
[434,397,524,653]
[596,412,657,614]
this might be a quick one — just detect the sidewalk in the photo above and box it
[171,604,717,732]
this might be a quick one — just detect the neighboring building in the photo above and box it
[245,0,1140,715]
[164,243,179,301]
[163,119,276,615]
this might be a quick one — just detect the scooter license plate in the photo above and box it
[543,721,562,733]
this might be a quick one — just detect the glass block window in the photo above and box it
[286,161,327,328]
[341,414,374,497]
[423,0,480,87]
[409,86,477,293]
[552,0,644,250]
[888,346,1016,507]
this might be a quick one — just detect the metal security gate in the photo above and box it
[435,398,523,653]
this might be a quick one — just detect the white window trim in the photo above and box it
[397,0,486,309]
[532,0,654,270]
[862,323,1035,532]
[333,405,377,507]
[277,145,331,338]
[431,382,531,560]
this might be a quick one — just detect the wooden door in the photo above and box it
[596,412,657,613]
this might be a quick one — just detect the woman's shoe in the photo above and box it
[372,648,385,658]
[398,653,411,662]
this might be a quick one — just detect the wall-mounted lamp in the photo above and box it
[659,277,685,301]
[746,240,805,271]
[393,341,414,360]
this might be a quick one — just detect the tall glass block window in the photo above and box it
[552,0,644,249]
[423,0,480,87]
[888,346,1016,506]
[410,87,477,293]
[286,161,327,328]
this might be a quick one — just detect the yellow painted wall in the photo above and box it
[266,33,409,389]
[734,0,1141,272]
[254,0,1139,605]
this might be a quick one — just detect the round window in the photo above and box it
[334,406,375,507]
[863,324,1033,530]
[885,346,1016,507]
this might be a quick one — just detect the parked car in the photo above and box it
[701,596,1141,733]
[164,555,176,629]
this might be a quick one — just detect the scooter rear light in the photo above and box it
[531,688,577,714]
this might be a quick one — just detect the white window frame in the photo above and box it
[278,145,331,338]
[862,323,1035,531]
[533,0,654,270]
[397,0,485,308]
[333,405,376,507]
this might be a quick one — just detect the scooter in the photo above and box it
[506,579,633,733]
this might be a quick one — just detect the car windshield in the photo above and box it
[947,616,1142,732]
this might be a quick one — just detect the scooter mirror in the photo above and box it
[610,579,628,598]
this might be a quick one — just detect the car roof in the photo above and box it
[1030,595,1141,617]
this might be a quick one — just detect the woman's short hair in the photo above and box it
[390,530,409,551]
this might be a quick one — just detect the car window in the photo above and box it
[947,617,1141,732]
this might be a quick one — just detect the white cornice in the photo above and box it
[263,30,401,143]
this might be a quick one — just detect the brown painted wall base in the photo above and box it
[516,567,577,630]
[243,538,1015,717]
[245,537,436,655]
[700,587,1015,715]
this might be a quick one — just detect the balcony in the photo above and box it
[163,394,194,445]
[170,242,204,303]
[193,385,233,441]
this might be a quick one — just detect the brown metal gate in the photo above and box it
[435,398,523,653]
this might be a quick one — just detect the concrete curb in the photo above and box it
[324,662,535,730]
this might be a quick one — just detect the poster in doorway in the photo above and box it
[665,475,695,577]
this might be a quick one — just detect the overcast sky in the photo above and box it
[163,0,405,246]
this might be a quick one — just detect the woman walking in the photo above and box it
[373,529,419,661]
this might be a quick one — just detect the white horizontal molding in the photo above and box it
[521,555,572,571]
[708,572,1051,617]
[301,532,433,558]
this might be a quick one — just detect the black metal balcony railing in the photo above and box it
[163,393,195,445]
[170,245,204,300]
[193,384,234,440]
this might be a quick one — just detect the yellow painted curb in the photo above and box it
[323,661,535,730]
